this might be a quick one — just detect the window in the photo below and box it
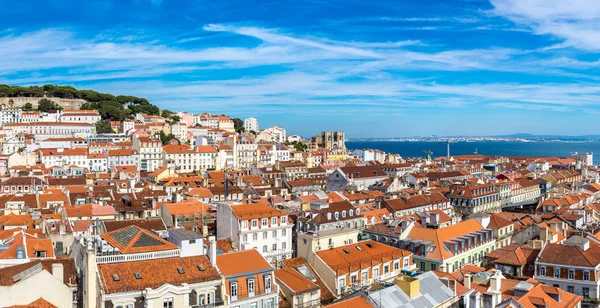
[263,232,267,239]
[273,243,277,251]
[431,263,437,271]
[567,286,574,293]
[468,255,472,264]
[281,216,286,224]
[584,271,590,281]
[373,267,379,277]
[263,245,268,253]
[554,268,560,278]
[248,278,255,295]
[282,229,287,236]
[243,234,248,242]
[272,217,277,225]
[394,261,399,270]
[265,275,272,292]
[583,287,590,298]
[384,265,389,273]
[282,242,287,250]
[420,262,426,271]
[404,258,409,268]
[242,221,248,228]
[273,230,277,237]
[253,233,258,241]
[540,266,546,276]
[163,297,174,308]
[250,302,258,308]
[568,269,574,280]
[231,282,238,298]
[252,220,258,227]
[262,218,268,226]
[207,293,213,304]
[199,294,206,305]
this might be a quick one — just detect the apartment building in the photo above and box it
[534,235,600,299]
[162,144,217,173]
[382,192,453,217]
[106,149,140,170]
[313,240,414,297]
[5,122,95,140]
[59,110,101,124]
[39,148,89,169]
[133,136,163,172]
[296,200,366,234]
[217,202,293,263]
[216,249,279,308]
[448,183,501,215]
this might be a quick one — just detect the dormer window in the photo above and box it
[341,211,346,218]
[349,210,354,216]
[356,209,361,215]
[242,221,248,228]
[35,250,46,258]
[281,216,286,224]
[262,218,268,226]
[251,220,258,228]
[272,217,277,225]
[327,213,332,220]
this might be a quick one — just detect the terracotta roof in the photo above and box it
[97,255,220,294]
[537,241,600,267]
[4,297,58,308]
[102,218,167,233]
[0,258,76,286]
[100,225,178,254]
[406,219,488,261]
[326,296,373,308]
[216,249,272,277]
[275,267,319,293]
[230,203,287,221]
[316,240,412,275]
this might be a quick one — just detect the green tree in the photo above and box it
[38,98,61,112]
[233,118,245,133]
[161,109,174,118]
[155,131,179,145]
[22,103,33,111]
[95,120,114,134]
[170,115,181,123]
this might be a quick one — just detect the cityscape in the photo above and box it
[1,1,600,308]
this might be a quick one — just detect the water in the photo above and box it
[345,141,600,165]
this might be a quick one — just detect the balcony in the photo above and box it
[96,249,180,264]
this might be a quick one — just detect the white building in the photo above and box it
[0,106,22,126]
[256,126,286,143]
[217,202,293,264]
[39,148,89,169]
[5,122,96,141]
[88,153,108,172]
[162,144,217,173]
[244,117,259,132]
[133,136,163,172]
[59,110,101,124]
[106,149,140,170]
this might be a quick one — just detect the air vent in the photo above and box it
[177,267,185,274]
[197,265,206,271]
[112,274,120,281]
[134,272,142,279]
[342,248,350,254]
[365,243,373,248]
[356,246,362,251]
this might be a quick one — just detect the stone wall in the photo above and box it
[0,97,86,110]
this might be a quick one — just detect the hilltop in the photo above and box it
[0,84,159,121]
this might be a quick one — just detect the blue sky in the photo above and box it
[1,0,600,138]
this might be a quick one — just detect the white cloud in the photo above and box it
[491,0,600,50]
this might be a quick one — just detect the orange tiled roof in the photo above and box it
[98,255,220,294]
[100,225,178,254]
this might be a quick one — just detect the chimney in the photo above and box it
[464,273,472,289]
[489,270,505,306]
[208,236,217,266]
[395,276,420,298]
[52,263,64,282]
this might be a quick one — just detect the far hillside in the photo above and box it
[0,84,159,121]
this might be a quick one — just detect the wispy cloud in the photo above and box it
[491,0,600,50]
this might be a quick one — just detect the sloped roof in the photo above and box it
[100,225,178,254]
